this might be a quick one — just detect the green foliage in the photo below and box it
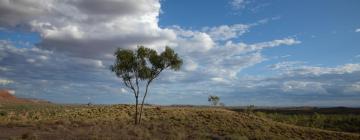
[208,95,220,106]
[111,46,182,81]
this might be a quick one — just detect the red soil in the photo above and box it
[0,89,50,104]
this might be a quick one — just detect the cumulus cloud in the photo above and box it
[0,0,174,59]
[170,27,300,82]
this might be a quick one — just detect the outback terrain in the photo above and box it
[0,90,359,140]
[0,93,359,140]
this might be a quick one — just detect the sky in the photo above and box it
[0,0,360,106]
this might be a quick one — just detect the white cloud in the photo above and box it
[183,59,198,71]
[355,28,360,32]
[249,38,301,51]
[168,37,300,83]
[0,0,174,59]
[172,26,215,53]
[282,81,327,94]
[120,88,128,94]
[8,90,15,95]
[0,66,9,71]
[0,79,13,85]
[211,77,230,84]
[230,0,250,10]
[344,82,360,93]
[201,18,275,41]
[270,61,360,76]
[26,58,36,63]
[38,55,48,60]
[74,58,105,68]
[203,24,250,41]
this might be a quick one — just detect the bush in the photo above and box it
[0,111,7,116]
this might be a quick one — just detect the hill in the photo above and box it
[0,89,50,104]
[0,104,359,139]
[0,89,25,103]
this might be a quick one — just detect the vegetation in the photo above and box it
[231,107,360,134]
[208,95,220,106]
[111,46,182,124]
[254,112,360,134]
[0,103,359,140]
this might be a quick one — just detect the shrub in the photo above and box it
[0,111,7,116]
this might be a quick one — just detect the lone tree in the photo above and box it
[111,46,182,124]
[208,95,220,106]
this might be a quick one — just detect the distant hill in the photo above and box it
[0,89,50,104]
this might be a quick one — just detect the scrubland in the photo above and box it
[0,103,359,140]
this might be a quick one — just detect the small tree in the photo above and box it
[111,46,182,125]
[208,95,220,106]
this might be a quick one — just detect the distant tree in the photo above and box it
[111,46,182,125]
[219,102,225,107]
[208,95,220,106]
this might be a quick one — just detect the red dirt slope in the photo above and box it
[0,89,50,104]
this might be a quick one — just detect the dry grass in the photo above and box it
[0,104,359,140]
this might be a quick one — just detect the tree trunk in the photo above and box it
[135,96,139,125]
[138,82,151,124]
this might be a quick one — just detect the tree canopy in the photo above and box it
[208,95,220,106]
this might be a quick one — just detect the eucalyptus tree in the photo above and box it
[208,95,220,106]
[111,46,182,124]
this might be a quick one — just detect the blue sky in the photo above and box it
[160,0,360,66]
[1,0,360,106]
